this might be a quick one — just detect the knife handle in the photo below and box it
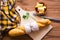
[48,18,60,22]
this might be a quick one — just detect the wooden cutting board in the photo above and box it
[15,6,53,40]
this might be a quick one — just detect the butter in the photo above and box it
[35,2,46,13]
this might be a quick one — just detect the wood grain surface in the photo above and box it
[1,0,60,40]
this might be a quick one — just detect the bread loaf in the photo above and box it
[8,19,51,36]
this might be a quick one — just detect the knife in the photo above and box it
[34,14,60,23]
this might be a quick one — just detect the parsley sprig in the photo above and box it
[23,12,29,19]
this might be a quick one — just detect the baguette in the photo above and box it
[8,19,51,36]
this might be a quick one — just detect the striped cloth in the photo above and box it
[0,0,20,31]
[0,10,20,31]
[0,0,21,39]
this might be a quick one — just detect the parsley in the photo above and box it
[23,12,29,19]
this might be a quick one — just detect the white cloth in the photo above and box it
[30,21,39,31]
[24,24,31,34]
[16,6,39,34]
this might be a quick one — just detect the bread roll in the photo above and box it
[8,28,25,36]
[37,19,51,25]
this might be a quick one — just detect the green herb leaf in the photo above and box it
[23,12,29,19]
[23,15,27,19]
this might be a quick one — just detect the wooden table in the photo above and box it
[1,0,60,40]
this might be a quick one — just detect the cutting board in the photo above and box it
[15,6,53,40]
[29,25,52,40]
